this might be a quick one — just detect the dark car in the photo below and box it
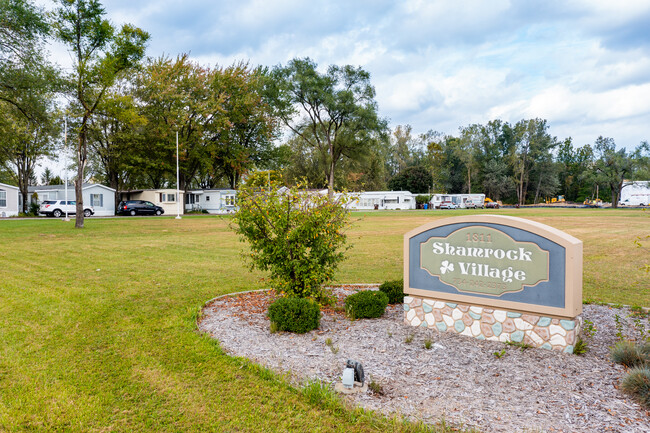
[117,200,164,216]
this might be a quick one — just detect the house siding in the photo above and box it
[0,183,20,217]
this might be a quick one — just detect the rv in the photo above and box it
[430,193,485,209]
[619,181,650,206]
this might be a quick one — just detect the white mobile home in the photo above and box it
[430,193,485,209]
[344,191,416,210]
[0,182,20,217]
[119,189,184,215]
[28,183,116,216]
[620,181,650,206]
[185,189,237,213]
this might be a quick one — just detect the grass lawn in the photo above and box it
[0,208,647,432]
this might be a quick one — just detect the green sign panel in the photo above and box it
[420,226,549,296]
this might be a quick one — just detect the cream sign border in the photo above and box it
[404,215,583,318]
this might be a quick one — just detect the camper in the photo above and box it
[344,191,416,210]
[430,193,485,209]
[619,181,650,206]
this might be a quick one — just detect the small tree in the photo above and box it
[232,184,351,299]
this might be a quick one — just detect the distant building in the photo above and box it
[27,183,116,216]
[620,181,650,206]
[0,182,20,217]
[118,189,185,215]
[185,189,237,214]
[343,191,416,210]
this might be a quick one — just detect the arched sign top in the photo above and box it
[404,215,583,318]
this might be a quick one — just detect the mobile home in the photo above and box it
[344,191,416,210]
[185,189,237,213]
[430,193,485,209]
[119,189,185,215]
[620,181,650,206]
[0,182,20,217]
[28,183,116,216]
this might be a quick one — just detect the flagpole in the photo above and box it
[176,130,181,219]
[63,117,69,221]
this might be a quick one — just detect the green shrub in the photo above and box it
[378,279,404,304]
[621,366,650,408]
[267,297,321,334]
[610,341,650,367]
[232,183,351,299]
[345,290,388,320]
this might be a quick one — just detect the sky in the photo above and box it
[40,0,650,151]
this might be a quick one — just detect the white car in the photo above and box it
[39,200,94,218]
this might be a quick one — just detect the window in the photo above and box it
[160,193,175,202]
[206,196,210,201]
[0,190,6,207]
[224,195,235,206]
[90,194,103,207]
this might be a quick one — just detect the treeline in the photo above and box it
[1,1,649,220]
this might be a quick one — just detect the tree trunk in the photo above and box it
[75,120,88,228]
[328,159,335,199]
[467,167,472,194]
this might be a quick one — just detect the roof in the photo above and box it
[28,183,115,192]
[0,182,19,190]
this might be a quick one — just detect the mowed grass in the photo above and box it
[0,209,647,432]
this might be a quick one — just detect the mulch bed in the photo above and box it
[199,286,650,433]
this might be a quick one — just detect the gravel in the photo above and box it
[198,286,650,433]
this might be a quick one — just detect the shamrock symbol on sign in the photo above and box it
[440,260,454,274]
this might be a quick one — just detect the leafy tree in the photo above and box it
[388,165,433,193]
[593,136,634,208]
[556,139,594,202]
[267,57,387,198]
[457,124,482,193]
[0,0,56,119]
[53,0,149,228]
[482,158,513,201]
[86,82,145,209]
[207,64,279,188]
[512,118,557,205]
[0,98,58,212]
[232,183,351,299]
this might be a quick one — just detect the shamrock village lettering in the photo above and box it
[404,215,583,352]
[420,226,549,296]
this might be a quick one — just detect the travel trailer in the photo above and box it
[430,193,486,209]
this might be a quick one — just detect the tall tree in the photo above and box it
[87,81,145,210]
[0,99,58,212]
[268,58,387,198]
[457,124,482,193]
[593,136,633,208]
[512,118,557,205]
[53,0,148,228]
[0,0,56,118]
[207,64,279,188]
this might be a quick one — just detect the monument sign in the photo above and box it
[404,215,583,352]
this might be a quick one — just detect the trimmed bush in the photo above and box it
[267,297,321,334]
[610,341,650,368]
[345,290,388,320]
[621,366,650,408]
[379,279,404,304]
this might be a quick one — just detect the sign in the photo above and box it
[404,215,582,318]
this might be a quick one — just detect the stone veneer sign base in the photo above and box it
[404,215,583,354]
[404,296,581,353]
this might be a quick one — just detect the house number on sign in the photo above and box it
[466,232,492,243]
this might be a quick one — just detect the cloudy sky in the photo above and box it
[43,0,650,149]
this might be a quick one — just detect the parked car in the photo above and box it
[439,201,457,209]
[485,201,500,209]
[39,200,94,217]
[117,200,164,216]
